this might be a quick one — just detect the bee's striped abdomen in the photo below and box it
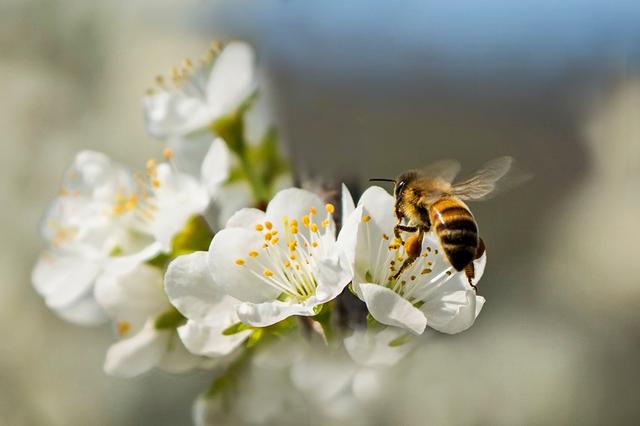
[430,197,479,271]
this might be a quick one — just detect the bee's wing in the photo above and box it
[450,156,529,201]
[417,159,461,183]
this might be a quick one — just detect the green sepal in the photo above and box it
[154,307,186,330]
[388,333,412,347]
[222,322,254,336]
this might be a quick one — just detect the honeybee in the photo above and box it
[371,156,524,291]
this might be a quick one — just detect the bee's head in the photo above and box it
[394,171,418,200]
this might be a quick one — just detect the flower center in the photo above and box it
[234,204,335,302]
[360,216,455,303]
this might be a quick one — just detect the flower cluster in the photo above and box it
[33,40,487,423]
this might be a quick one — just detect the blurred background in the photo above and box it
[1,0,639,424]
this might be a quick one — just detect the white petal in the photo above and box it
[149,164,210,251]
[208,228,280,302]
[225,207,265,229]
[336,205,363,271]
[32,252,100,309]
[95,264,168,327]
[200,137,232,197]
[178,320,250,357]
[213,182,253,229]
[312,241,353,303]
[357,186,396,233]
[351,369,383,403]
[236,300,316,327]
[358,283,427,335]
[165,252,241,325]
[55,293,108,326]
[104,321,170,378]
[157,333,204,374]
[344,327,415,368]
[341,183,356,222]
[166,132,214,178]
[103,241,162,274]
[143,91,212,138]
[265,187,327,235]
[421,290,484,334]
[206,42,256,117]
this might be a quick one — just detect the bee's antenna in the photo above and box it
[369,178,396,183]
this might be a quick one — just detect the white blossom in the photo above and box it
[95,263,210,377]
[164,251,251,358]
[338,185,486,335]
[208,188,353,327]
[33,150,210,325]
[143,41,255,177]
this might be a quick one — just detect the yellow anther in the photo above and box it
[183,58,193,69]
[262,243,269,249]
[290,254,297,260]
[302,215,310,227]
[421,268,432,275]
[265,221,273,230]
[325,203,335,214]
[312,242,318,248]
[112,205,126,215]
[310,224,319,233]
[248,251,259,258]
[151,179,161,189]
[271,230,278,236]
[125,195,138,211]
[321,219,330,228]
[401,280,407,285]
[362,215,371,223]
[146,159,157,171]
[410,275,416,281]
[162,148,174,160]
[264,232,272,241]
[263,269,274,277]
[290,219,298,227]
[282,216,289,225]
[397,256,404,262]
[290,225,298,235]
[284,260,291,268]
[117,321,131,336]
[255,224,264,231]
[426,260,433,266]
[434,249,439,255]
[382,233,390,240]
[288,241,297,251]
[234,258,245,266]
[271,237,280,245]
[170,66,181,80]
[310,207,317,215]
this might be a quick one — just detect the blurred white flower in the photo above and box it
[164,251,251,358]
[338,185,486,335]
[209,188,352,327]
[95,263,209,377]
[32,151,156,325]
[292,327,415,421]
[33,150,211,325]
[143,41,255,177]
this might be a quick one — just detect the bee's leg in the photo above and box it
[393,226,424,280]
[393,224,417,244]
[463,263,477,293]
[463,239,485,293]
